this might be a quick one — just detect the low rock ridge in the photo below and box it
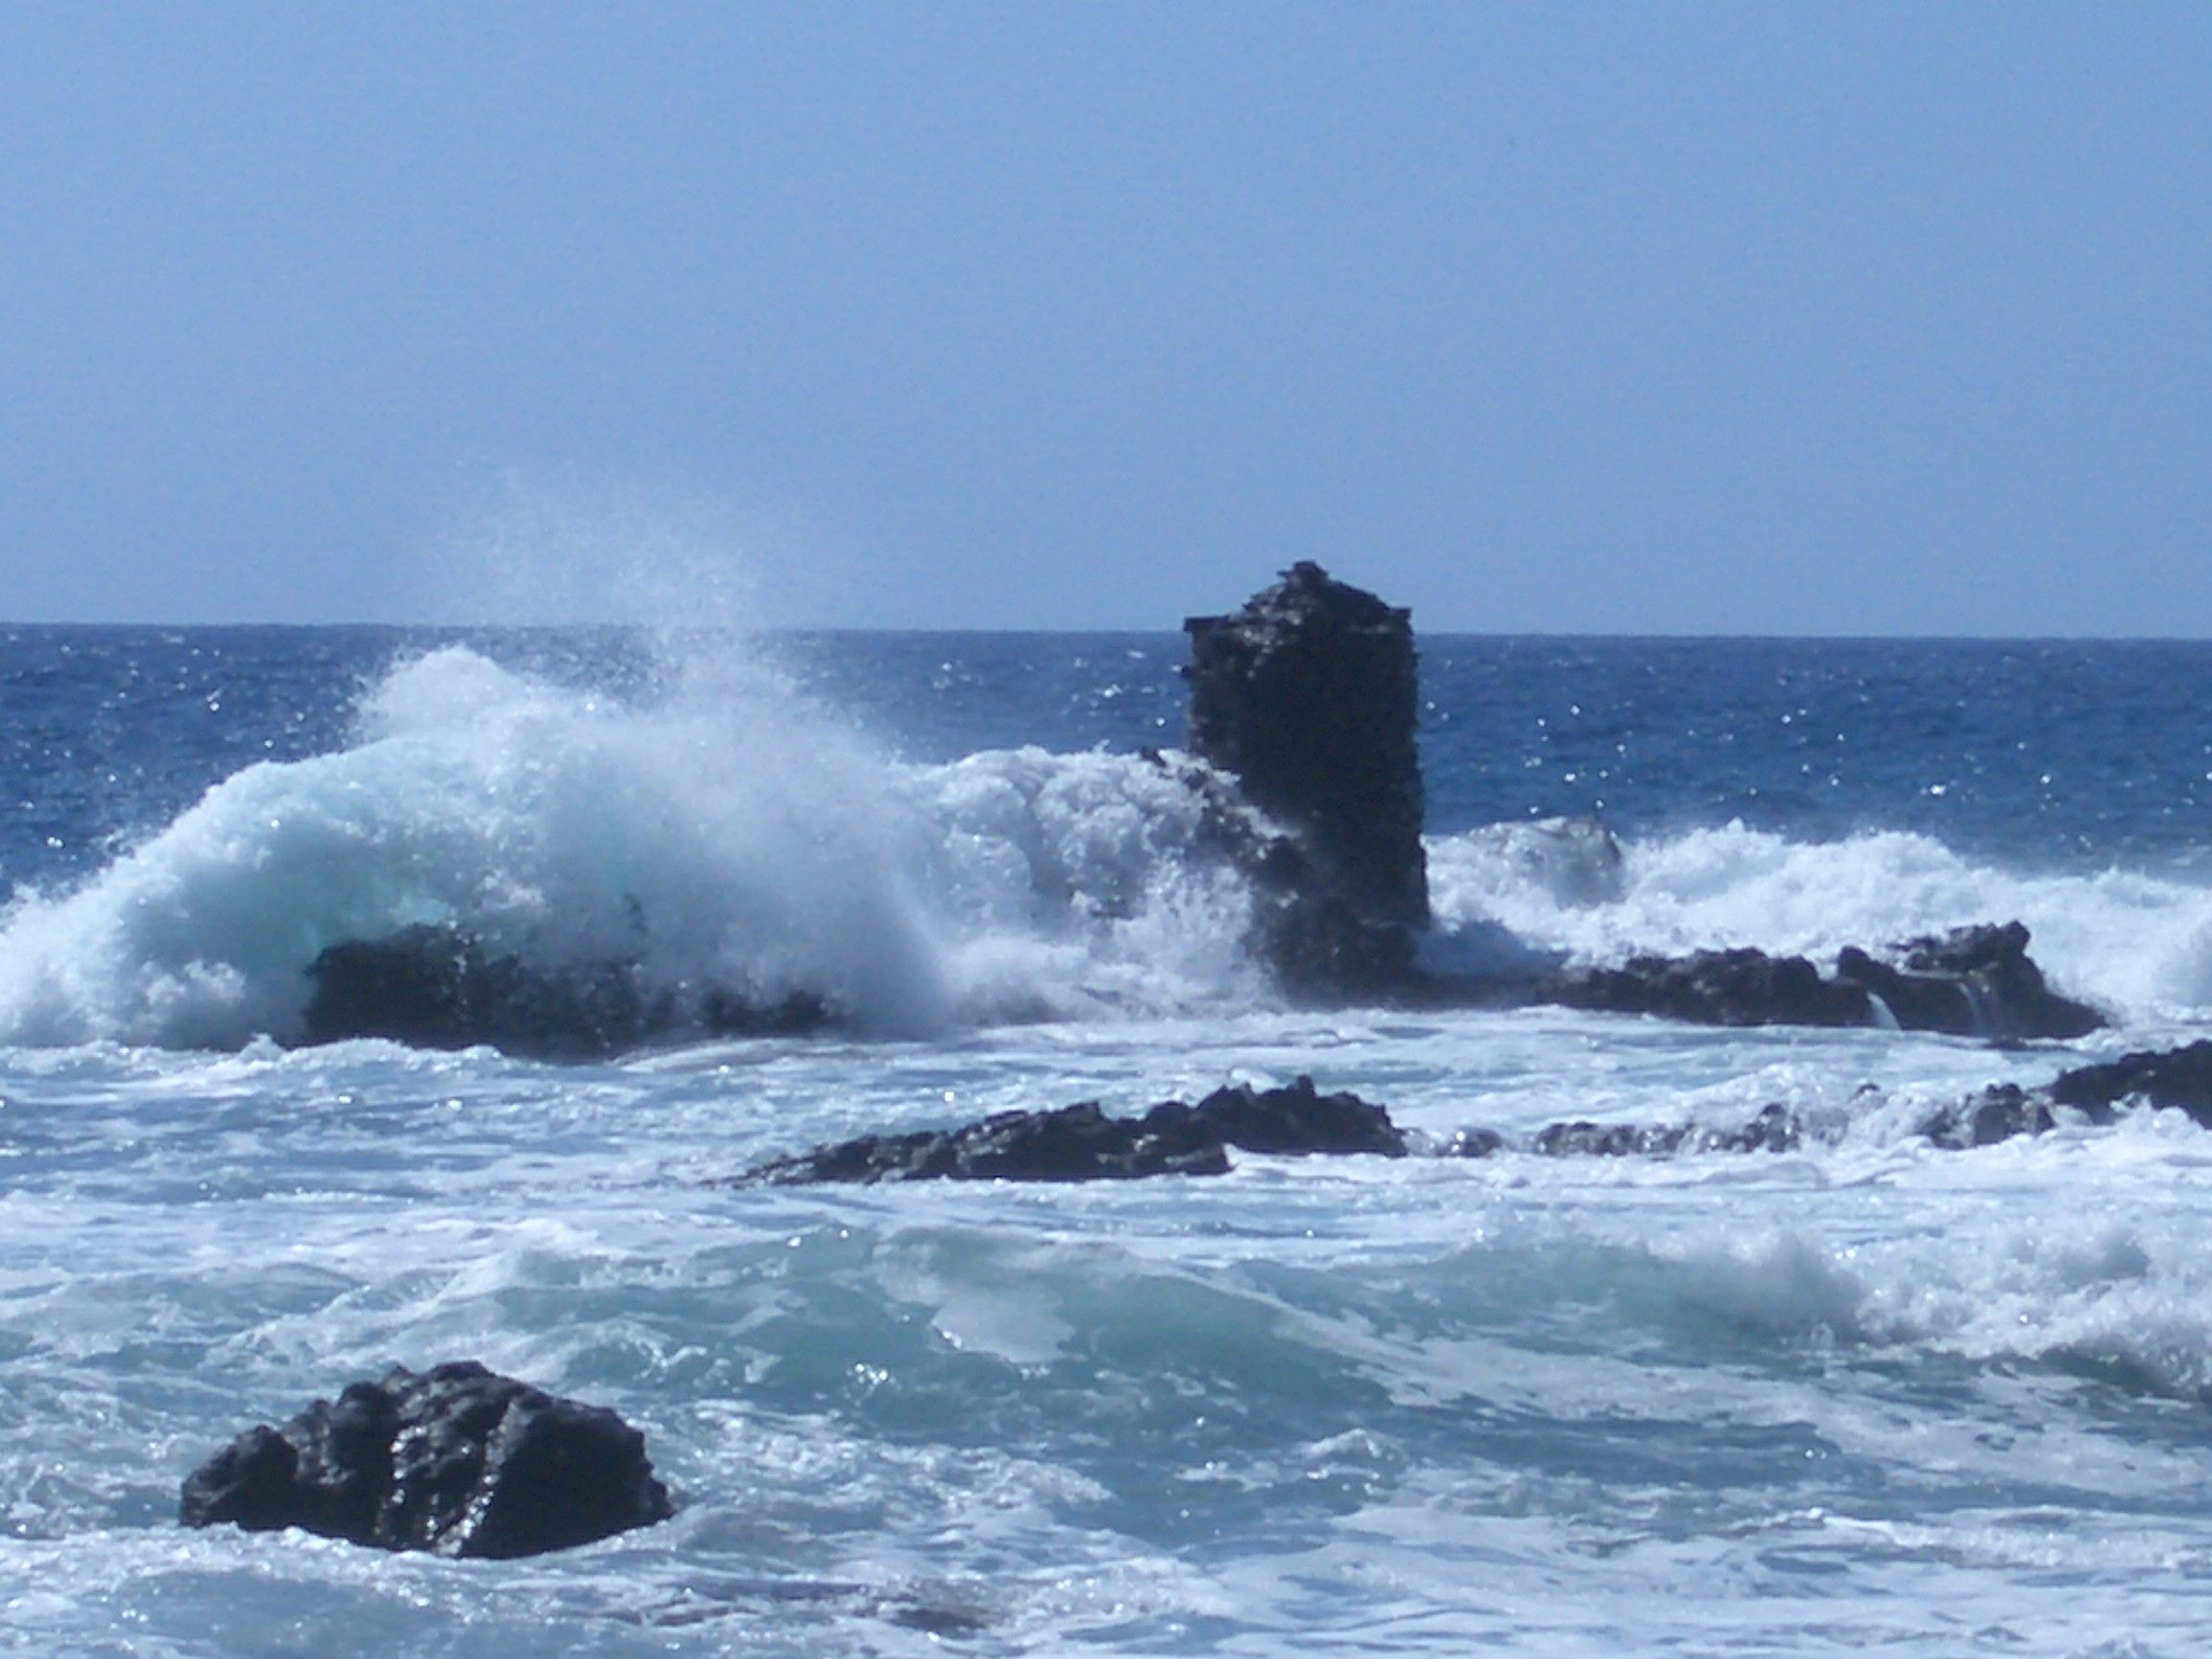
[1537,921,2104,1041]
[1917,1038,2212,1148]
[180,1361,674,1557]
[302,923,831,1058]
[743,1041,2212,1185]
[739,1076,1407,1184]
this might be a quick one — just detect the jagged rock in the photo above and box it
[301,924,831,1058]
[1837,922,2103,1041]
[180,1361,673,1557]
[1541,924,2102,1039]
[1916,1084,2067,1150]
[1447,1102,1802,1159]
[2045,1039,2212,1127]
[742,1075,1406,1185]
[1546,948,1869,1028]
[1184,564,1428,994]
[1912,1039,2212,1148]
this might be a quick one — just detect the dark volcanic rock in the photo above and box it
[1541,923,2102,1039]
[744,1075,1406,1185]
[1184,564,1428,993]
[1837,922,2103,1041]
[302,924,830,1058]
[1547,948,1870,1028]
[180,1361,673,1557]
[750,1100,1236,1184]
[1916,1084,2066,1150]
[2045,1039,2212,1127]
[1911,1038,2212,1149]
[1450,1102,1803,1159]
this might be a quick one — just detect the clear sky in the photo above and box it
[3,3,2207,633]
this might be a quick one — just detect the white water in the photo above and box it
[13,632,2212,1654]
[8,647,2212,1058]
[0,648,1262,1048]
[1430,817,2212,1024]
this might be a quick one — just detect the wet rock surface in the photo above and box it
[2043,1038,2212,1125]
[742,1076,1407,1185]
[1836,922,2103,1041]
[180,1361,674,1557]
[1184,563,1429,994]
[748,1037,2212,1186]
[1541,923,2103,1040]
[1546,948,1868,1028]
[1916,1084,2068,1150]
[302,924,831,1058]
[1914,1040,2212,1147]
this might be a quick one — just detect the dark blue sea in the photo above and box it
[5,625,2212,1656]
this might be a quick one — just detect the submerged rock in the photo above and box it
[180,1361,673,1557]
[1444,1102,1804,1159]
[1185,563,1428,994]
[742,1075,1407,1185]
[301,924,831,1058]
[1916,1084,2067,1150]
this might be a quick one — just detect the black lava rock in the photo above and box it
[2044,1039,2212,1127]
[743,1075,1406,1185]
[1836,922,2103,1041]
[302,924,830,1058]
[180,1361,674,1558]
[1541,923,2102,1040]
[1547,948,1870,1028]
[1184,564,1428,994]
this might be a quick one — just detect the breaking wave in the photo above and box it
[1428,818,2212,1023]
[0,646,1259,1047]
[6,639,2212,1050]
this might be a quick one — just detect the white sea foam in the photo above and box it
[0,646,1261,1046]
[10,637,2212,1050]
[1429,818,2212,1022]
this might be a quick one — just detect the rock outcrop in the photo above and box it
[1835,922,2103,1041]
[1917,1038,2212,1147]
[1546,948,1867,1028]
[742,1076,1407,1184]
[1542,923,2103,1041]
[1185,563,1429,994]
[180,1361,674,1557]
[301,924,830,1058]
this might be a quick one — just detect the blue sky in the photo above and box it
[3,3,2207,633]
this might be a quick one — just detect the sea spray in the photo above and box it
[0,641,1271,1047]
[1426,818,2212,1023]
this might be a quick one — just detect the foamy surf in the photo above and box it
[0,646,1266,1047]
[1428,818,2212,1024]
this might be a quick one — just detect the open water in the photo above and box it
[5,624,2212,1655]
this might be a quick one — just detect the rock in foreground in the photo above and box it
[180,1361,673,1557]
[743,1075,1407,1184]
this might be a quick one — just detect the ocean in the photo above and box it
[5,623,2212,1656]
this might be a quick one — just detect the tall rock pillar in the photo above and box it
[1184,563,1429,989]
